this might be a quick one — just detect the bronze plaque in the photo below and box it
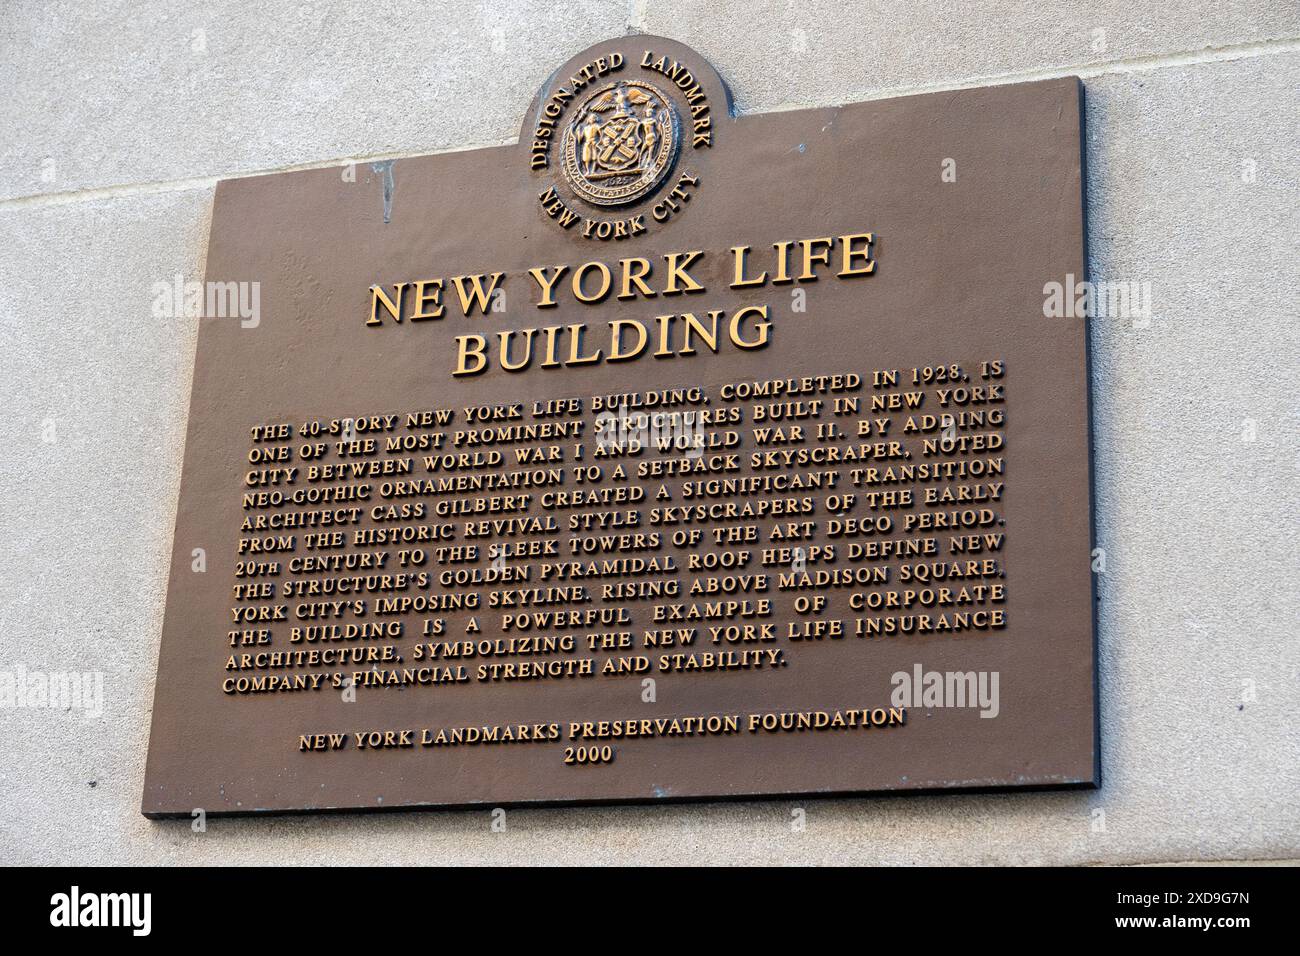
[143,37,1096,816]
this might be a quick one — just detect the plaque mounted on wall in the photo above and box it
[142,36,1097,816]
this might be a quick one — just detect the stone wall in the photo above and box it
[2,1,1297,864]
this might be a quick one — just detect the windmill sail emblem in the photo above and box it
[560,80,681,206]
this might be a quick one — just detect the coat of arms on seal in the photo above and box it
[559,80,681,207]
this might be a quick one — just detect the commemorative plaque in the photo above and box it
[143,37,1097,816]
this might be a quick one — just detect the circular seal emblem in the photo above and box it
[559,80,681,207]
